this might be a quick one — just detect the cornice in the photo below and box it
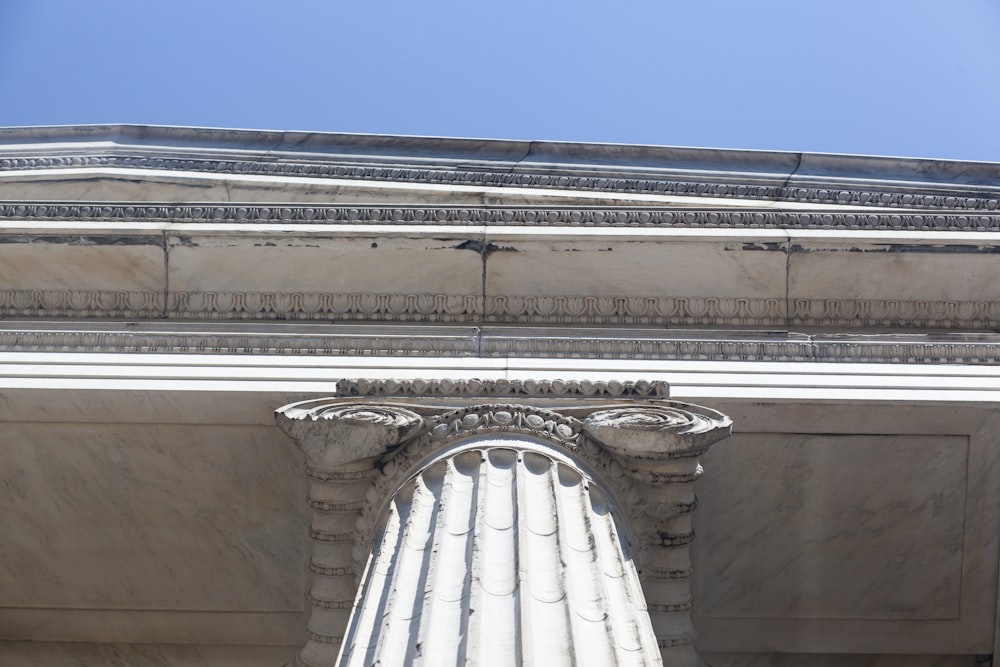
[3,324,1000,365]
[2,202,1000,231]
[2,154,998,211]
[1,123,999,210]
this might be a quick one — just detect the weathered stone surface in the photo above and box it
[692,402,1000,656]
[2,125,1000,666]
[0,423,306,610]
[277,388,732,666]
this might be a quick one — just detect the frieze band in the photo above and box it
[3,288,1000,331]
[2,201,1000,230]
[3,322,1000,365]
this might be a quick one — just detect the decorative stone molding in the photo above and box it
[0,290,165,319]
[0,326,479,356]
[3,152,1000,209]
[334,378,670,399]
[482,333,1000,365]
[168,292,483,322]
[4,325,1000,365]
[3,202,1000,229]
[484,295,788,326]
[276,380,731,666]
[6,288,1000,330]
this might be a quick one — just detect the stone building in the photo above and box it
[1,125,999,666]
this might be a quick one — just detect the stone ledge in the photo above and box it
[3,202,1000,230]
[4,324,1000,364]
[2,124,999,209]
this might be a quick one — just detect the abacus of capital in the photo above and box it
[276,379,732,666]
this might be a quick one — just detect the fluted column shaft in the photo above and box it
[340,443,662,666]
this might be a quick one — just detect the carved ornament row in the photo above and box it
[4,288,1000,330]
[3,202,1000,229]
[6,327,998,364]
[1,154,999,209]
[334,378,670,398]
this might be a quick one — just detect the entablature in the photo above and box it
[2,203,1000,331]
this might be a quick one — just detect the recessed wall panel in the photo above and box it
[693,433,967,621]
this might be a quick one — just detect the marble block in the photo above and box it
[685,402,1000,657]
[788,242,1000,303]
[165,234,483,321]
[0,423,307,619]
[0,237,162,289]
[483,238,788,326]
[694,433,967,621]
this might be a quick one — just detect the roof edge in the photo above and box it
[0,123,998,188]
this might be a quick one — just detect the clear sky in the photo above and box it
[2,0,999,162]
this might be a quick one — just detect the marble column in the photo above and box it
[276,380,731,667]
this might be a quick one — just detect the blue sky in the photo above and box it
[2,0,999,161]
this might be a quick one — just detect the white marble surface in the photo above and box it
[0,422,307,613]
[486,239,787,302]
[4,124,999,196]
[0,390,997,658]
[0,240,163,291]
[689,401,1000,656]
[0,172,500,205]
[0,386,301,426]
[166,233,483,299]
[0,170,805,207]
[2,124,1000,664]
[342,445,662,667]
[1,201,999,330]
[695,433,966,620]
[5,355,1000,403]
[788,241,1000,302]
